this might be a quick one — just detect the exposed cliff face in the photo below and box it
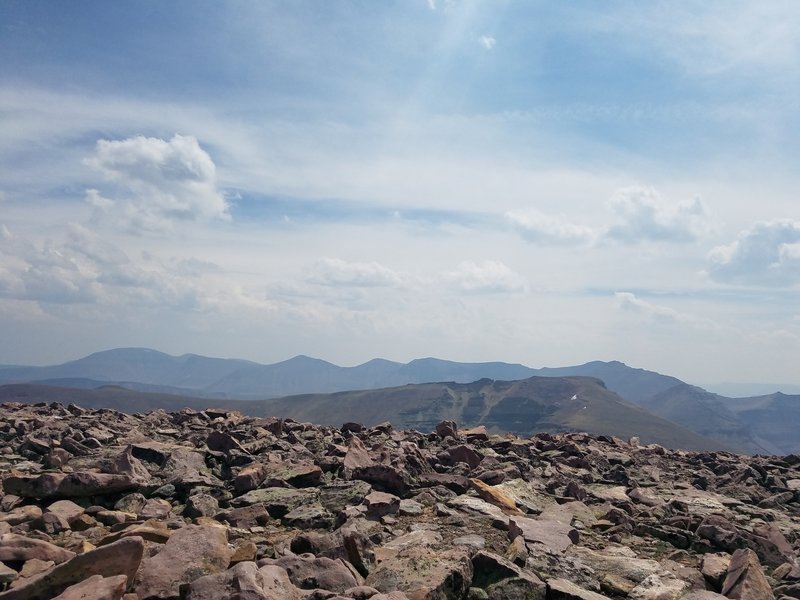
[1,402,798,600]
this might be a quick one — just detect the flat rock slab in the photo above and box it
[569,547,661,584]
[0,536,144,600]
[508,517,579,553]
[366,547,473,600]
[185,561,303,600]
[0,534,76,564]
[548,578,611,600]
[134,525,232,600]
[51,574,128,600]
[3,473,136,499]
[447,495,510,527]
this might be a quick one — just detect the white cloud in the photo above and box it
[707,219,800,287]
[479,35,496,50]
[85,134,229,234]
[505,209,595,246]
[0,225,103,304]
[605,186,712,243]
[614,291,721,332]
[443,260,525,293]
[308,258,403,287]
[614,292,679,323]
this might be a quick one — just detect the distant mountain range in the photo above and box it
[0,347,798,455]
[0,348,682,401]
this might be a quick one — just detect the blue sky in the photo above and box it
[1,1,799,386]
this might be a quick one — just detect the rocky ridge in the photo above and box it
[0,402,799,600]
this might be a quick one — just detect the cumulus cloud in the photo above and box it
[443,260,525,293]
[0,222,247,311]
[479,35,496,50]
[85,134,229,233]
[505,209,595,246]
[606,186,711,243]
[707,219,800,286]
[0,224,103,304]
[308,258,403,287]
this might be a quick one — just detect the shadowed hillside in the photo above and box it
[0,375,732,452]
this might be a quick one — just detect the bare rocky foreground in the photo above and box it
[1,403,799,600]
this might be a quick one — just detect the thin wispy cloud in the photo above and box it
[479,35,496,50]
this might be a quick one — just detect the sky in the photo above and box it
[1,1,799,386]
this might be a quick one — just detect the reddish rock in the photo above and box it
[364,491,401,518]
[3,472,136,499]
[45,500,85,523]
[445,445,483,470]
[185,561,302,600]
[0,537,144,600]
[0,505,42,526]
[0,533,76,564]
[206,430,246,454]
[134,525,232,599]
[29,511,69,535]
[548,578,607,600]
[260,555,360,593]
[365,547,473,600]
[344,437,374,471]
[435,421,458,439]
[216,504,271,529]
[112,447,151,484]
[51,574,128,600]
[234,463,268,494]
[721,549,775,600]
[508,517,579,553]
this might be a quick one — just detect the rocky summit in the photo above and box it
[1,403,799,600]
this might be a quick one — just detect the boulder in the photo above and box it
[259,555,360,593]
[548,578,610,600]
[0,537,144,600]
[629,575,690,600]
[134,525,232,599]
[184,561,302,600]
[51,575,128,600]
[216,504,271,529]
[365,547,472,600]
[721,549,775,600]
[2,473,136,499]
[0,534,75,564]
[364,492,400,519]
[702,554,732,590]
[507,517,579,553]
[45,500,85,523]
[184,493,220,519]
[0,506,42,526]
[472,551,545,597]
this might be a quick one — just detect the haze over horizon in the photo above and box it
[2,2,799,385]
